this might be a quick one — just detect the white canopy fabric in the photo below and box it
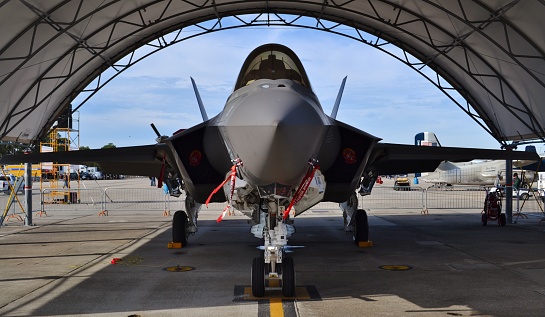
[1,0,544,145]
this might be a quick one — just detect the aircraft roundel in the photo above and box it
[342,148,357,164]
[189,150,202,166]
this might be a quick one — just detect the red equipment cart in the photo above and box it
[482,188,506,226]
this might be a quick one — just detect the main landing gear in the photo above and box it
[172,210,189,246]
[353,209,369,245]
[340,193,370,245]
[171,195,201,246]
[250,200,296,297]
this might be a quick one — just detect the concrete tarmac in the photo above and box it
[1,180,545,316]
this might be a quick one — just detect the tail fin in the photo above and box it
[190,77,209,121]
[415,132,442,147]
[330,76,347,119]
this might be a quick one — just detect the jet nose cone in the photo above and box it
[220,86,326,186]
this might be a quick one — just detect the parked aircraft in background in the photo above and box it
[0,44,538,297]
[415,132,536,187]
[420,159,535,187]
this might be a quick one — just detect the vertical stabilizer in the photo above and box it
[330,76,347,119]
[415,132,441,147]
[190,77,209,121]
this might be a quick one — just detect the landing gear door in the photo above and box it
[293,170,326,216]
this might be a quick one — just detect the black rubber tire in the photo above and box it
[481,213,487,226]
[353,209,369,245]
[282,257,295,297]
[172,210,188,245]
[251,257,265,297]
[520,193,529,200]
[499,214,506,226]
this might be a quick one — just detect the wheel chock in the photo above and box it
[168,242,183,249]
[358,241,373,248]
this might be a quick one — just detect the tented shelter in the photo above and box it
[1,0,544,146]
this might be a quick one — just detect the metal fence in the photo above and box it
[424,186,486,209]
[32,186,544,215]
[102,188,181,213]
[359,186,485,210]
[41,188,104,212]
[361,186,426,209]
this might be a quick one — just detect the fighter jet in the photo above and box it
[1,44,538,297]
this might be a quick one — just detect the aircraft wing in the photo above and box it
[0,144,167,177]
[368,143,540,176]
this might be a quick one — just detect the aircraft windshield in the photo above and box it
[234,44,311,90]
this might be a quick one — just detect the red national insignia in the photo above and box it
[342,148,357,164]
[189,150,202,166]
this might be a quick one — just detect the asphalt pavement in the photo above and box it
[0,178,544,316]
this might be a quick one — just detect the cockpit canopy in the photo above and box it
[234,43,312,91]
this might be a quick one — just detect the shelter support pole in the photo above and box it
[24,163,32,226]
[505,159,513,224]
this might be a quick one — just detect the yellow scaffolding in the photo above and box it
[40,121,80,204]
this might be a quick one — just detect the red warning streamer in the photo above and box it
[157,151,166,188]
[205,159,243,222]
[283,162,320,220]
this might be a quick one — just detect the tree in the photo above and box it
[102,143,116,149]
[0,142,29,157]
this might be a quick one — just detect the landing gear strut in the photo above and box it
[250,199,296,297]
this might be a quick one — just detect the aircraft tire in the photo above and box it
[353,209,369,245]
[172,210,188,246]
[252,257,265,297]
[499,214,506,226]
[282,257,295,297]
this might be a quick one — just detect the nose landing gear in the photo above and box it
[251,243,296,297]
[250,202,296,297]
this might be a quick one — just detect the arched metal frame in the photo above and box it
[1,0,544,146]
[70,14,499,142]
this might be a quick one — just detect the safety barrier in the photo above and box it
[36,186,543,216]
[102,187,182,213]
[41,188,104,213]
[360,186,425,209]
[358,186,485,210]
[424,186,485,209]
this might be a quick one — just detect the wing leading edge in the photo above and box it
[367,143,540,176]
[0,144,167,177]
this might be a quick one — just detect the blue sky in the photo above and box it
[74,27,520,151]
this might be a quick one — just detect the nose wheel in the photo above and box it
[282,257,295,297]
[251,256,295,297]
[251,257,265,297]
